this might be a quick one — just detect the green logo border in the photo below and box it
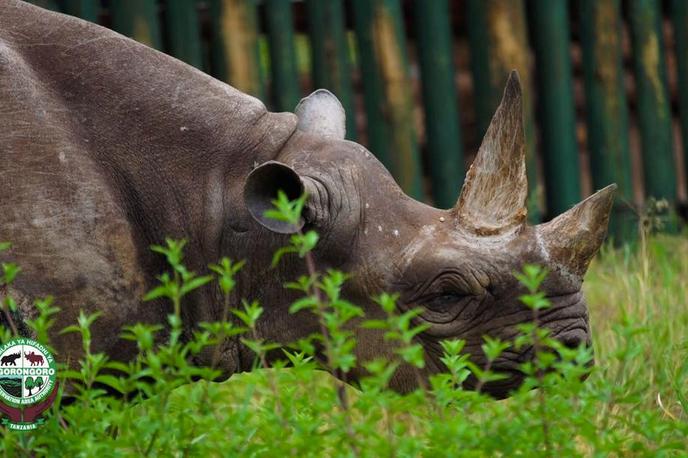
[0,338,57,407]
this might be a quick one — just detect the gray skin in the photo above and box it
[0,1,614,398]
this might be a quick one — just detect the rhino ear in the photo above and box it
[295,89,346,140]
[244,161,305,234]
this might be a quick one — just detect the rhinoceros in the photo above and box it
[0,1,614,398]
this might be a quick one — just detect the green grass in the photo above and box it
[1,234,687,456]
[203,235,688,455]
[585,235,688,423]
[160,235,688,455]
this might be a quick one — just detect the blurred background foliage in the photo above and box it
[28,0,688,240]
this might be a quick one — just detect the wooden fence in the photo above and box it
[29,0,688,240]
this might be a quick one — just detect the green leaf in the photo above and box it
[397,343,425,369]
[143,285,170,302]
[481,336,511,362]
[232,301,263,327]
[1,263,20,285]
[180,274,214,295]
[518,291,550,310]
[298,230,319,256]
[284,275,315,292]
[104,360,132,374]
[264,190,309,226]
[151,238,187,268]
[514,264,548,294]
[282,349,313,368]
[4,296,17,312]
[271,246,298,268]
[440,339,466,357]
[374,293,399,314]
[60,324,82,335]
[263,208,293,223]
[289,296,319,314]
[94,374,126,393]
[241,338,280,355]
[361,319,390,330]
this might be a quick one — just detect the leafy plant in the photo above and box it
[0,195,686,456]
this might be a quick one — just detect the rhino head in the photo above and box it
[242,72,614,398]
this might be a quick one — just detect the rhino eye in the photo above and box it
[423,292,467,313]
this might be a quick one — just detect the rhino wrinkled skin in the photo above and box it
[0,1,615,398]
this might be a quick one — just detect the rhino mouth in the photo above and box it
[475,322,593,399]
[420,291,593,399]
[471,371,526,400]
[467,293,593,399]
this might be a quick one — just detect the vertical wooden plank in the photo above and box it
[111,0,162,50]
[209,0,264,100]
[579,0,635,240]
[28,0,60,11]
[164,0,203,69]
[466,0,540,221]
[305,0,357,141]
[628,0,677,206]
[351,0,391,168]
[264,0,300,112]
[62,0,99,22]
[528,0,581,218]
[351,0,424,200]
[466,1,493,143]
[413,0,464,209]
[670,0,688,211]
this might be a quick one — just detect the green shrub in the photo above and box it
[0,197,686,457]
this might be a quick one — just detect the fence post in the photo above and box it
[466,0,540,221]
[528,0,581,219]
[305,0,357,141]
[351,0,391,168]
[209,0,264,100]
[579,0,635,241]
[62,0,99,21]
[413,0,465,209]
[351,0,424,200]
[628,0,677,211]
[110,0,162,50]
[670,0,688,212]
[28,0,60,11]
[164,0,203,70]
[264,0,300,112]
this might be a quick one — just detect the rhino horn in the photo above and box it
[538,184,617,277]
[454,71,528,236]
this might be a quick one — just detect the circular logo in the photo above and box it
[0,338,56,407]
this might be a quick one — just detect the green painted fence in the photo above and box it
[110,0,162,50]
[467,0,541,221]
[413,0,464,209]
[352,0,424,200]
[31,0,688,239]
[528,0,581,219]
[628,1,677,206]
[209,0,265,100]
[305,0,357,141]
[579,0,635,241]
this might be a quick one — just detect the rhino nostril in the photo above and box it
[561,335,584,349]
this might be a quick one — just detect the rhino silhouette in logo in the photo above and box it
[1,353,20,366]
[24,352,44,366]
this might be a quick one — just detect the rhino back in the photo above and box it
[0,1,297,361]
[0,25,152,358]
